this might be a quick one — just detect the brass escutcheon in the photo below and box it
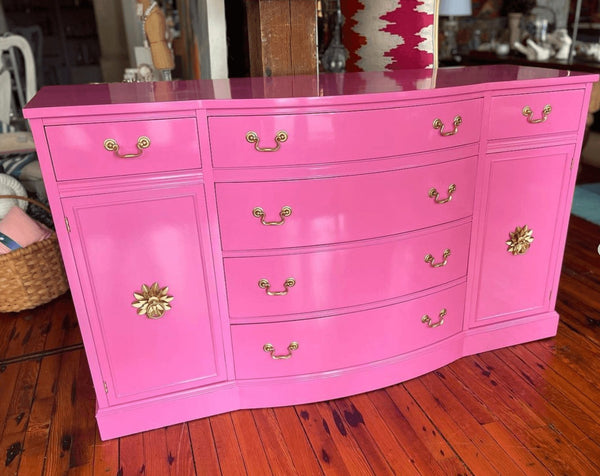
[429,184,456,204]
[433,115,462,136]
[131,282,173,319]
[252,206,292,226]
[104,136,150,158]
[424,249,451,268]
[522,104,552,124]
[246,130,288,152]
[421,308,447,328]
[263,342,299,359]
[258,278,296,296]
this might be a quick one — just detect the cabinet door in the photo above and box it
[63,184,225,405]
[473,146,573,325]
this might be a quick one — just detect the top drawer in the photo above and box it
[45,117,201,181]
[487,89,585,140]
[208,99,483,168]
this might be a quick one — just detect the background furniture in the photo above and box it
[24,65,596,440]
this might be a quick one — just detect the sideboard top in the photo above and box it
[24,65,598,118]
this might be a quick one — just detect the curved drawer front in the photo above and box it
[231,283,466,379]
[209,99,482,167]
[225,222,470,319]
[45,117,201,181]
[217,156,476,251]
[487,89,585,140]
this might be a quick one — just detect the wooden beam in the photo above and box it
[246,0,317,77]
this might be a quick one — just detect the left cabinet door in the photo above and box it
[62,184,226,405]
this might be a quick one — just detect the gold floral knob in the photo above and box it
[506,225,534,255]
[131,282,173,319]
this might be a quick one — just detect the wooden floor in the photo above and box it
[1,180,600,475]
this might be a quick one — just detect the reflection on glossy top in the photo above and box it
[24,65,597,117]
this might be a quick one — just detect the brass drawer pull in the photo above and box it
[433,116,462,136]
[258,278,296,296]
[263,342,299,359]
[246,130,288,152]
[421,308,447,328]
[424,249,451,268]
[104,136,150,158]
[131,282,173,319]
[522,105,551,124]
[506,225,534,255]
[429,184,456,204]
[252,206,292,226]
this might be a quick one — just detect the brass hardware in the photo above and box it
[429,184,456,204]
[432,116,462,136]
[103,381,108,393]
[258,277,296,296]
[522,105,552,124]
[263,342,299,359]
[103,136,151,158]
[424,249,451,268]
[131,282,173,319]
[506,225,534,255]
[252,206,292,226]
[421,308,447,328]
[246,130,288,152]
[65,217,71,233]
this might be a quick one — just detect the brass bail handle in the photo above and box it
[433,115,462,136]
[246,130,288,152]
[424,249,451,268]
[258,278,296,296]
[429,184,456,204]
[253,206,292,226]
[263,342,299,359]
[104,136,151,158]
[421,308,447,328]
[522,105,552,124]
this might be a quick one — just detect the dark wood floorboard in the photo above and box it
[1,201,599,475]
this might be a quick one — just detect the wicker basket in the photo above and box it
[0,194,69,313]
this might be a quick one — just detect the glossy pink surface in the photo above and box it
[23,66,597,439]
[217,156,476,250]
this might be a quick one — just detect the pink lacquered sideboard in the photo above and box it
[24,65,598,440]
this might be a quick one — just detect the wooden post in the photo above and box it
[246,0,317,77]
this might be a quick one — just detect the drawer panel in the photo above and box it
[45,117,201,181]
[209,99,482,167]
[217,156,476,251]
[488,89,585,140]
[225,222,470,319]
[231,283,466,379]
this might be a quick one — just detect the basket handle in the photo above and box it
[0,194,51,214]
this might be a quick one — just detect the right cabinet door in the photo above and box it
[473,145,575,325]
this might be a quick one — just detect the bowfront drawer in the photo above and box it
[217,156,476,251]
[225,222,470,319]
[231,283,466,379]
[209,99,482,167]
[487,89,585,140]
[45,117,201,181]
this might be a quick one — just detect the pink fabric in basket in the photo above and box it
[0,205,51,254]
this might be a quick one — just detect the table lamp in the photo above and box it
[439,0,472,60]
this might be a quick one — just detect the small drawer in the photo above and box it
[225,222,470,319]
[209,99,482,168]
[45,117,201,181]
[231,283,466,379]
[217,156,476,251]
[487,89,585,140]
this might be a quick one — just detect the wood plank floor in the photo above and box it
[1,199,599,475]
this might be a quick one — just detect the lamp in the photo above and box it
[439,0,472,60]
